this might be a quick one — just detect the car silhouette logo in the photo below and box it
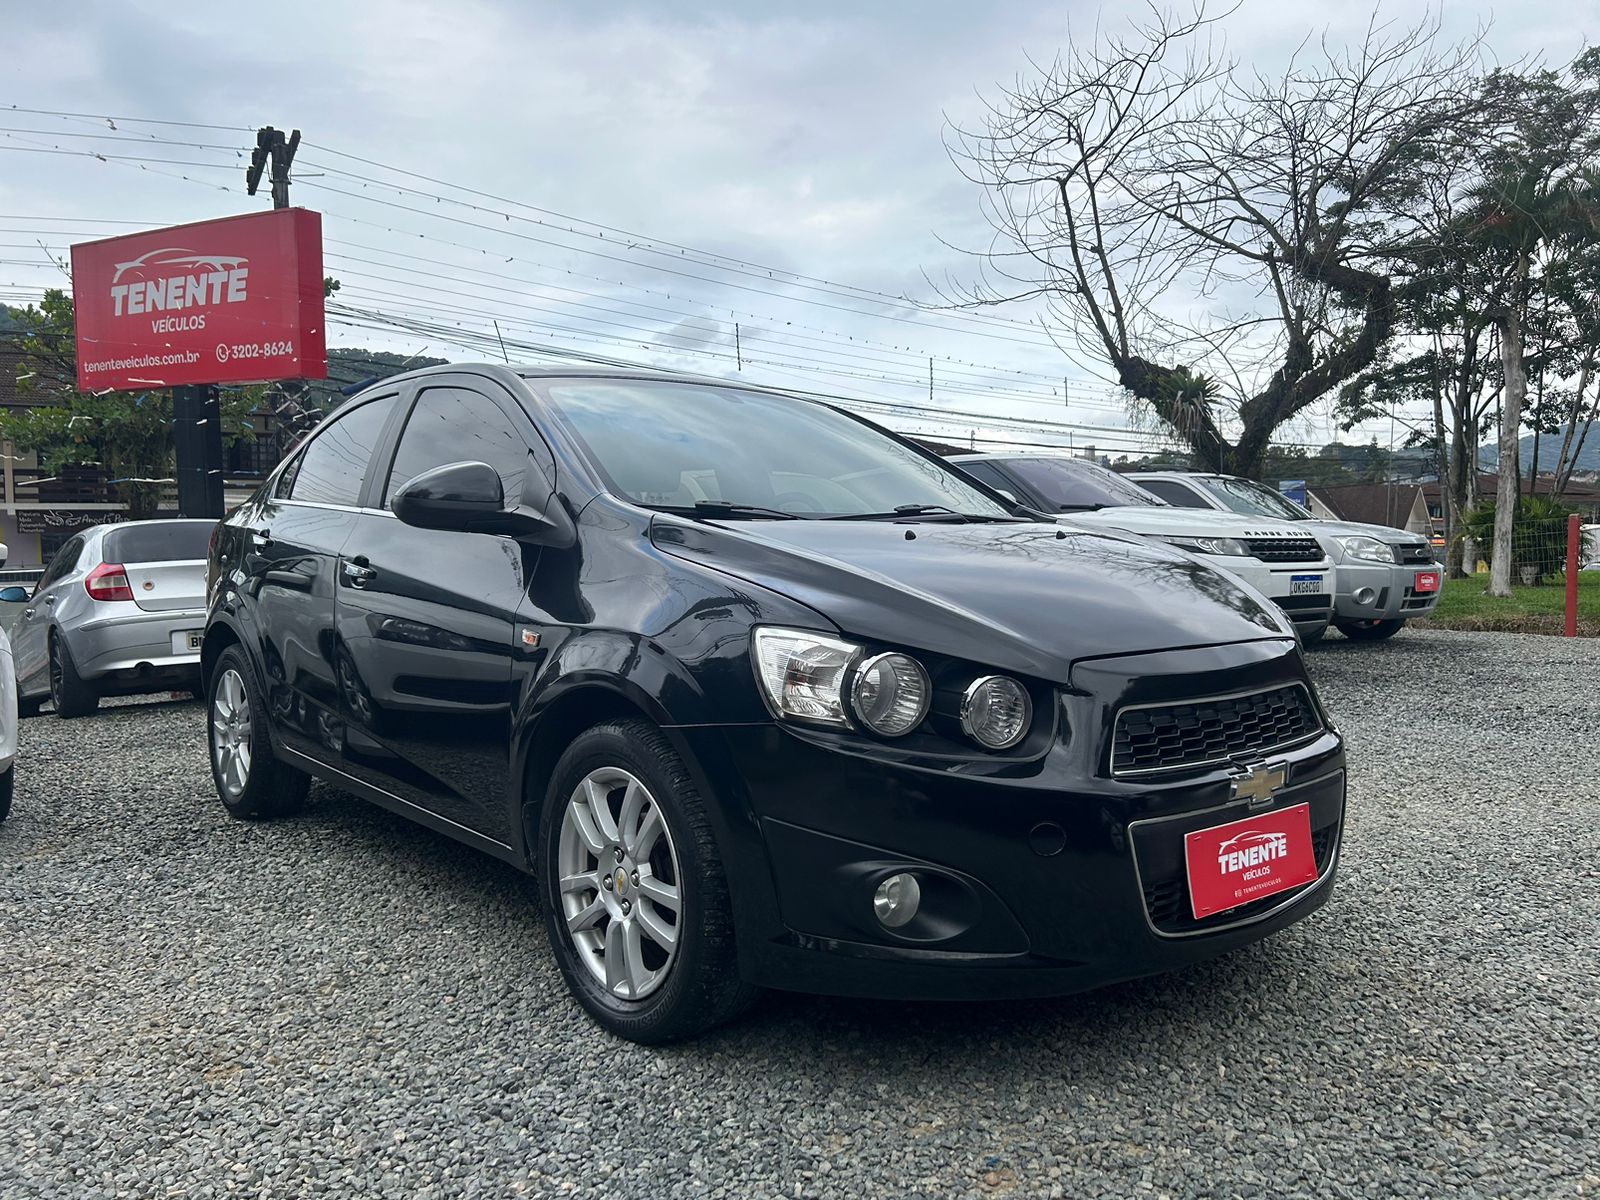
[111,247,249,284]
[1217,830,1288,855]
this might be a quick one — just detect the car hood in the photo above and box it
[1056,506,1309,540]
[650,517,1290,682]
[1299,518,1424,544]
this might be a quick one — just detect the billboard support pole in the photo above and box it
[173,384,224,519]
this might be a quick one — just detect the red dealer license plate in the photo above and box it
[1415,570,1440,593]
[1184,803,1319,920]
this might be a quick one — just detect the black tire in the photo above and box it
[1299,623,1327,645]
[207,645,309,820]
[538,718,757,1044]
[49,634,99,718]
[1334,617,1405,641]
[0,765,12,823]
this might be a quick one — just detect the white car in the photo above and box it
[950,454,1335,639]
[0,596,16,823]
[1127,472,1441,641]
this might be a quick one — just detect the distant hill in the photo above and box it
[1479,423,1600,475]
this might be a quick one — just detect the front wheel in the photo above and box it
[1334,617,1405,641]
[207,646,309,820]
[538,718,756,1044]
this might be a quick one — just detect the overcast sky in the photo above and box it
[2,0,1591,458]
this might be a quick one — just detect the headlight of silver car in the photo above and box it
[1163,535,1249,556]
[1338,535,1394,564]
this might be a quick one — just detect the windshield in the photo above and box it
[540,380,1014,519]
[1194,477,1311,521]
[1002,457,1166,510]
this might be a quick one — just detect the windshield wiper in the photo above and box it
[649,500,803,521]
[827,504,1015,523]
[1057,503,1111,512]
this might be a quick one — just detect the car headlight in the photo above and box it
[753,627,858,726]
[850,652,931,738]
[1339,535,1394,564]
[1163,535,1249,556]
[960,675,1032,749]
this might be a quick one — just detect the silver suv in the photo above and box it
[13,520,213,717]
[1128,473,1441,641]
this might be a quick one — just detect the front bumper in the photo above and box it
[679,648,1345,1000]
[72,607,206,686]
[1214,559,1334,635]
[1333,560,1441,621]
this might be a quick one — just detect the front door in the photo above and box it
[14,535,85,697]
[332,378,545,844]
[242,392,401,761]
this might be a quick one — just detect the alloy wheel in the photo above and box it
[211,668,253,798]
[557,767,683,1000]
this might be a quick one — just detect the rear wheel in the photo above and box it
[207,645,309,820]
[1334,617,1405,641]
[49,635,98,718]
[538,718,756,1044]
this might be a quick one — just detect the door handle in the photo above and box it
[342,560,377,589]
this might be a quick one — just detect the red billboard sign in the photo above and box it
[71,208,327,392]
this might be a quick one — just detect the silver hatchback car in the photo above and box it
[14,520,214,718]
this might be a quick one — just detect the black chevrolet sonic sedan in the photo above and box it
[203,365,1345,1042]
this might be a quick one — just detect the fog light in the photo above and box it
[1353,586,1376,605]
[873,872,921,928]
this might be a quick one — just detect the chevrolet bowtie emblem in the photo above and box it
[1231,762,1287,807]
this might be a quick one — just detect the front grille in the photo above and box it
[1141,821,1338,933]
[1394,544,1435,565]
[1111,684,1321,777]
[1244,536,1324,563]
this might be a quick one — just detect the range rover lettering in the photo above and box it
[204,366,1346,1042]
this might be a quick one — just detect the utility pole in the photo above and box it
[735,323,742,370]
[245,126,301,210]
[170,124,305,519]
[928,358,934,403]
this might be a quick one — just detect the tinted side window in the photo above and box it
[36,536,83,593]
[288,395,398,507]
[1139,479,1208,508]
[383,387,531,508]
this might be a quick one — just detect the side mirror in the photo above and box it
[994,488,1017,503]
[392,460,575,545]
[0,586,27,603]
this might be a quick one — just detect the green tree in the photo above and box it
[0,290,263,518]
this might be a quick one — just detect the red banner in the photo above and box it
[71,209,327,392]
[1184,802,1319,920]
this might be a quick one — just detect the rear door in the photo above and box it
[332,375,544,844]
[14,535,84,696]
[103,521,215,614]
[240,392,402,761]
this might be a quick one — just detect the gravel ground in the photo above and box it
[1,629,1596,1199]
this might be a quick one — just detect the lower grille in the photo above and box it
[1275,593,1332,614]
[1111,684,1322,777]
[1245,536,1324,563]
[1141,822,1338,932]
